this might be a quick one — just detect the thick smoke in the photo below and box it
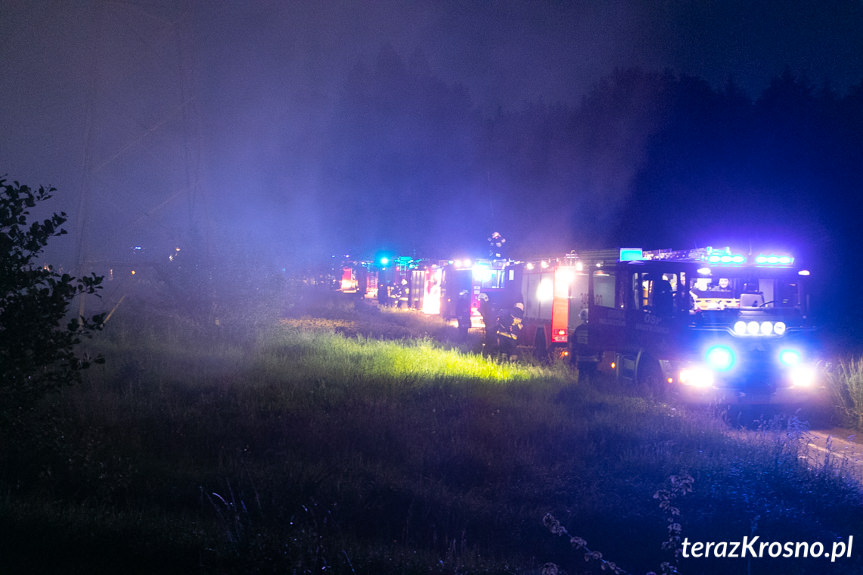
[2,0,861,273]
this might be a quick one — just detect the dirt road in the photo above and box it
[805,429,863,483]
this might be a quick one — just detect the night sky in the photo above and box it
[2,0,863,269]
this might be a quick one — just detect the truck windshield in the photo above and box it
[689,274,802,311]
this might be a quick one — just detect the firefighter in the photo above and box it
[377,281,389,307]
[389,280,401,308]
[652,275,674,317]
[709,277,733,297]
[398,278,410,309]
[456,290,471,339]
[488,231,507,259]
[478,293,496,350]
[497,302,524,359]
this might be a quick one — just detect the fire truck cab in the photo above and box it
[519,247,823,404]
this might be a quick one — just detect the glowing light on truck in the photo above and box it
[679,366,714,388]
[619,248,643,261]
[706,345,735,371]
[472,263,493,283]
[552,267,572,342]
[779,349,801,366]
[556,267,575,286]
[776,349,818,388]
[733,320,787,336]
[755,255,794,265]
[537,277,553,303]
[700,247,795,267]
[422,268,442,315]
[707,253,747,264]
[790,364,817,388]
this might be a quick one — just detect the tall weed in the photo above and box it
[827,356,863,430]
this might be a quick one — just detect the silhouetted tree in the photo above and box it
[0,178,105,425]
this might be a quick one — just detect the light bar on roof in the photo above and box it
[754,254,794,265]
[706,253,747,264]
[703,246,746,265]
[619,248,644,261]
[703,247,795,266]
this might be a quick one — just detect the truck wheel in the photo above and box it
[533,328,549,361]
[576,360,597,384]
[636,354,667,399]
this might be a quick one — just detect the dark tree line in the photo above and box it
[319,47,862,271]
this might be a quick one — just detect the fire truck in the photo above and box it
[339,256,428,308]
[338,256,509,321]
[512,246,824,404]
[437,258,510,326]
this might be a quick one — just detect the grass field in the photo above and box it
[1,290,861,574]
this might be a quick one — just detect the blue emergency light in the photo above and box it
[703,247,794,266]
[706,253,747,264]
[704,247,746,265]
[755,255,794,265]
[706,345,735,371]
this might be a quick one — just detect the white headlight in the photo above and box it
[679,367,714,388]
[774,322,786,335]
[790,365,817,388]
[747,321,760,335]
[760,321,773,335]
[734,321,747,335]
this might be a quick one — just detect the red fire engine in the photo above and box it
[511,247,823,404]
[339,256,428,308]
[437,258,510,326]
[338,256,509,321]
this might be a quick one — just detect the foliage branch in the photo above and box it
[0,177,105,422]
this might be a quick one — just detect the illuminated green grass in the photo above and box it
[254,327,551,385]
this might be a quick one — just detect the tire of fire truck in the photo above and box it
[635,353,670,400]
[571,341,597,382]
[533,328,549,361]
[575,359,597,383]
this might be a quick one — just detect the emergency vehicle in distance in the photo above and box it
[337,246,823,404]
[339,255,509,325]
[510,246,822,404]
